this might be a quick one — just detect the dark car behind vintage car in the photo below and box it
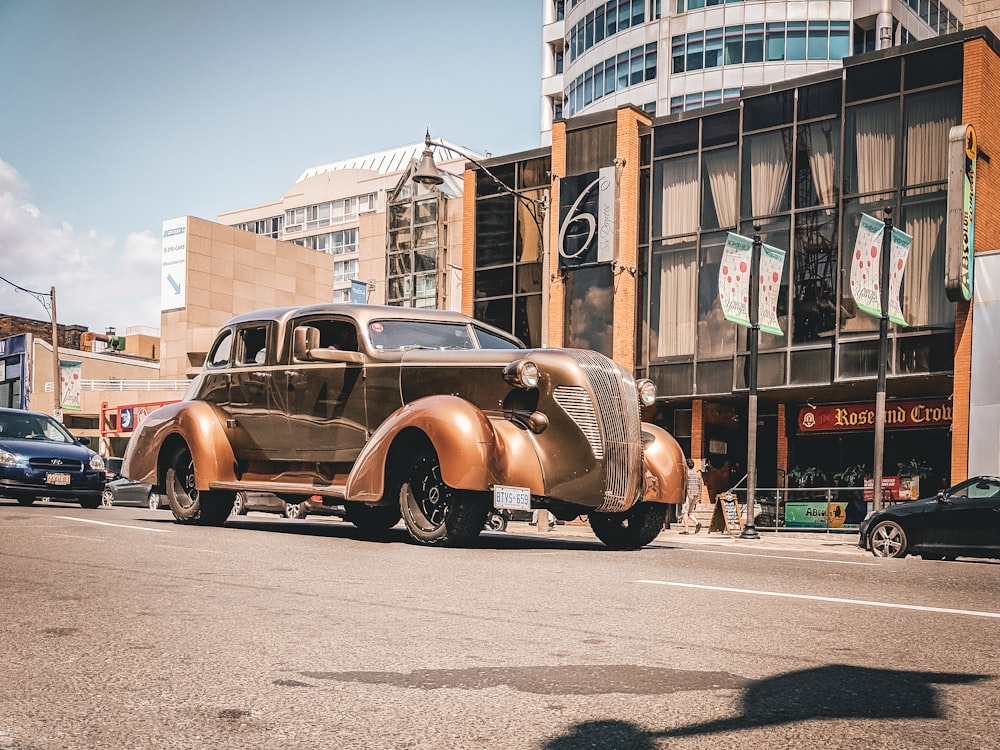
[123,304,685,548]
[101,456,162,509]
[0,407,106,508]
[858,475,1000,559]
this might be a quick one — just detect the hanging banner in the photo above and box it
[850,213,912,325]
[718,232,785,334]
[718,232,753,327]
[59,360,82,411]
[945,123,976,302]
[887,226,913,326]
[850,213,885,319]
[758,243,786,336]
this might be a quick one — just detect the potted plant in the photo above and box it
[833,463,869,489]
[787,465,828,488]
[897,459,932,500]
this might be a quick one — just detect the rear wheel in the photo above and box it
[282,501,308,519]
[589,502,667,550]
[164,445,233,526]
[869,520,908,558]
[147,490,161,511]
[344,501,401,533]
[399,449,489,546]
[231,491,249,516]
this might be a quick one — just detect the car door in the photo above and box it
[227,322,286,461]
[927,478,1000,550]
[281,316,368,463]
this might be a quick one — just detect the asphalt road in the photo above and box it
[1,499,998,750]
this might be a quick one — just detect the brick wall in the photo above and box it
[0,314,87,350]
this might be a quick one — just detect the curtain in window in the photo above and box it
[658,250,697,356]
[905,91,957,189]
[807,124,837,206]
[661,155,699,236]
[854,102,897,194]
[704,150,738,227]
[749,131,791,217]
[903,202,946,327]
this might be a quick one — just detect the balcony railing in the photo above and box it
[45,380,191,392]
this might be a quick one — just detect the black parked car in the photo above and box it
[859,476,1000,560]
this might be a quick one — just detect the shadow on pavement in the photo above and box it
[543,664,990,748]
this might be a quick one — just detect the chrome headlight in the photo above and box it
[0,449,19,467]
[636,378,657,407]
[89,454,105,471]
[503,359,540,389]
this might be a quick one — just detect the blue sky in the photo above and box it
[0,0,541,332]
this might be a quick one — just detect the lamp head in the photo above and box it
[412,129,444,186]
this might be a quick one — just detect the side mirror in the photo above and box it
[293,326,321,360]
[77,436,91,446]
[935,490,949,503]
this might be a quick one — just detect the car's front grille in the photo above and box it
[28,457,84,472]
[560,350,643,513]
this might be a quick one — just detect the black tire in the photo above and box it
[79,496,102,509]
[869,520,908,558]
[485,511,508,532]
[344,501,402,533]
[101,489,114,508]
[16,497,35,506]
[164,445,233,526]
[147,490,161,511]
[231,491,249,516]
[398,449,489,546]
[589,502,667,550]
[282,501,308,520]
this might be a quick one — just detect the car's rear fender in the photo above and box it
[345,394,543,503]
[641,422,686,505]
[123,400,238,490]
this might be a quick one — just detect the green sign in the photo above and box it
[784,501,857,529]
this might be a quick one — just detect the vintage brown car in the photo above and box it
[123,304,685,548]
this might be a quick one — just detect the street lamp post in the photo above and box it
[0,275,61,419]
[871,207,894,512]
[740,227,762,540]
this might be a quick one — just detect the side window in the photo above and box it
[474,326,524,350]
[237,325,269,365]
[207,329,234,368]
[296,318,359,352]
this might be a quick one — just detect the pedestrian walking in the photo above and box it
[679,458,703,534]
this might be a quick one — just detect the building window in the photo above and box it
[333,258,359,284]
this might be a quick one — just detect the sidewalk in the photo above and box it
[503,520,868,556]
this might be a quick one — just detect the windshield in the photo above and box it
[0,411,76,443]
[368,320,477,350]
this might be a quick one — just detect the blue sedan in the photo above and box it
[0,407,106,508]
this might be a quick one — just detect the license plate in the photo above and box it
[493,484,531,511]
[45,473,71,486]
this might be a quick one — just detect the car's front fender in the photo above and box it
[641,422,686,504]
[122,400,238,490]
[345,394,544,503]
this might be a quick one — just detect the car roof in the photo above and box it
[222,303,523,345]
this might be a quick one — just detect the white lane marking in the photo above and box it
[636,579,1000,619]
[55,516,172,534]
[671,546,880,566]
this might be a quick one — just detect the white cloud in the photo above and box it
[0,159,161,334]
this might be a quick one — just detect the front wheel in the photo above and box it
[869,520,908,558]
[101,489,114,508]
[399,449,489,547]
[231,491,248,516]
[164,445,233,526]
[147,490,161,511]
[16,497,36,507]
[485,511,508,532]
[79,496,102,509]
[589,502,667,550]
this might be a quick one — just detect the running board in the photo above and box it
[210,481,348,500]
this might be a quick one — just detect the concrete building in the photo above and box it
[467,28,1000,513]
[540,0,966,145]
